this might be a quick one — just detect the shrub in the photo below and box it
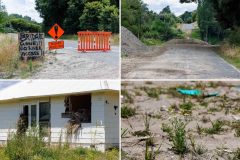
[5,128,45,160]
[10,19,41,32]
[121,105,136,118]
[228,27,240,46]
[4,129,119,160]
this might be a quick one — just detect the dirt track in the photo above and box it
[122,39,240,79]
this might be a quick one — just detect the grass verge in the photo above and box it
[0,34,43,78]
[0,128,119,160]
[217,42,240,69]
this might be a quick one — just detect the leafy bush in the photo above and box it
[228,27,240,46]
[121,105,136,118]
[10,19,41,32]
[5,128,45,160]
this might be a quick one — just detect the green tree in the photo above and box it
[79,1,104,31]
[63,0,84,34]
[35,0,68,32]
[0,1,7,32]
[197,0,223,42]
[180,11,195,23]
[99,5,119,32]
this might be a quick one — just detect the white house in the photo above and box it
[0,80,120,151]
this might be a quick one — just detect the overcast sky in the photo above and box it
[143,0,197,16]
[1,0,42,22]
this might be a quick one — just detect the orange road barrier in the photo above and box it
[77,31,111,52]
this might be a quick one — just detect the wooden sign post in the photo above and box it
[19,33,45,59]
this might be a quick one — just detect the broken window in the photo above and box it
[63,94,91,123]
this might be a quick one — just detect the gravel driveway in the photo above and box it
[30,39,119,79]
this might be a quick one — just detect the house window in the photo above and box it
[30,105,37,127]
[22,105,29,128]
[39,102,51,135]
[63,94,91,123]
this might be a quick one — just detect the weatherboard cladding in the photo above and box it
[0,92,119,151]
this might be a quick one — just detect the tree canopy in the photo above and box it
[35,0,119,34]
[122,0,184,43]
[180,0,240,29]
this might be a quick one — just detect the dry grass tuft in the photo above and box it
[0,34,19,77]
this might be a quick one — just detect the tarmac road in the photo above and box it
[122,40,240,79]
[30,38,119,79]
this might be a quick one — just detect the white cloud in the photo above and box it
[2,0,42,22]
[143,0,197,16]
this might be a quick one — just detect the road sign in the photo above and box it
[19,33,45,59]
[48,24,64,41]
[49,41,64,50]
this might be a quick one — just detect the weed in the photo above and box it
[204,120,224,134]
[189,134,207,155]
[207,107,222,113]
[163,118,187,155]
[196,123,204,135]
[140,86,160,99]
[28,60,33,72]
[168,104,179,113]
[3,128,119,160]
[231,121,240,137]
[233,148,240,160]
[121,90,134,104]
[179,102,193,115]
[149,112,162,119]
[134,90,142,96]
[121,105,136,118]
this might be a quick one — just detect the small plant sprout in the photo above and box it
[121,105,136,118]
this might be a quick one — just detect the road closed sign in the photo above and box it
[48,24,64,41]
[49,41,64,50]
[19,33,45,58]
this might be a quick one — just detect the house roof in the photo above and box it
[0,80,119,102]
[0,81,20,91]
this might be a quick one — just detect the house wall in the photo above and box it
[50,93,106,151]
[0,101,22,141]
[104,92,119,149]
[0,91,119,152]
